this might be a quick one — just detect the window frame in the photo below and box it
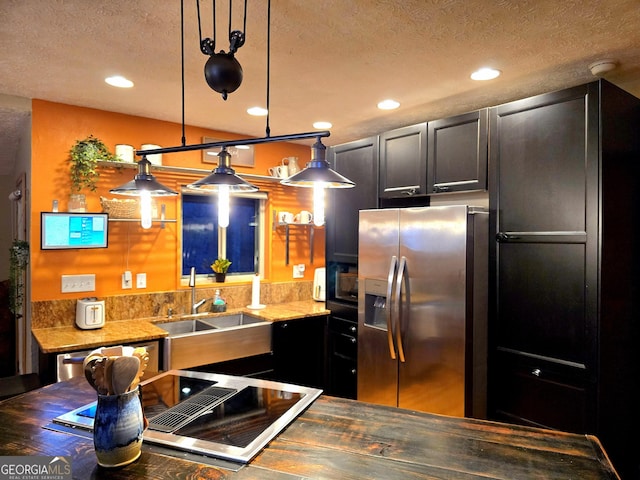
[179,188,267,286]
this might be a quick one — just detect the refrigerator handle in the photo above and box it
[394,256,407,363]
[386,255,398,360]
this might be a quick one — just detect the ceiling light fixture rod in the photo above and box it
[134,130,330,157]
[265,0,271,138]
[196,0,215,53]
[180,0,186,146]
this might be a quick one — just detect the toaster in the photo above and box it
[312,268,326,302]
[76,298,105,329]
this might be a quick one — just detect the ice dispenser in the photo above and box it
[363,278,388,330]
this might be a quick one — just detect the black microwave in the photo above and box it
[326,262,358,305]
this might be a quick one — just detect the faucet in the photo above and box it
[189,266,207,314]
[192,298,206,314]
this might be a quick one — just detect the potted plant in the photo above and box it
[211,258,231,282]
[68,136,119,210]
[9,240,29,316]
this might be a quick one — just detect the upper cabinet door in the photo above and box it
[379,123,427,198]
[490,87,594,235]
[427,109,488,194]
[327,137,379,263]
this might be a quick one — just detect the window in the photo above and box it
[181,190,266,280]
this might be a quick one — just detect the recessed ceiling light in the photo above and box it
[313,121,332,129]
[377,99,400,110]
[470,67,501,81]
[105,75,134,88]
[247,106,268,116]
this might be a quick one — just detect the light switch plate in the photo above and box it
[61,274,96,293]
[136,273,147,289]
[292,264,305,279]
[122,271,132,289]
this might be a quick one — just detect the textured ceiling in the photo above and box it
[1,0,640,175]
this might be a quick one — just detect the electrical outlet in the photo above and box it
[136,273,147,289]
[292,264,305,279]
[61,274,96,293]
[122,271,132,289]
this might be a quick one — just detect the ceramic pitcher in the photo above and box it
[93,387,144,468]
[282,157,300,175]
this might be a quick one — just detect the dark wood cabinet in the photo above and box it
[192,353,274,379]
[270,316,327,390]
[427,109,487,193]
[379,123,427,199]
[489,79,640,479]
[327,137,379,264]
[325,302,357,399]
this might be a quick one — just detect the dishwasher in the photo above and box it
[56,340,160,382]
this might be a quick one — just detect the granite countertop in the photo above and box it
[163,299,330,323]
[32,300,329,354]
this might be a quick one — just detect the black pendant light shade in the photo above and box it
[187,148,258,192]
[281,138,355,188]
[110,156,178,196]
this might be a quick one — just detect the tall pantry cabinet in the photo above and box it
[488,79,640,479]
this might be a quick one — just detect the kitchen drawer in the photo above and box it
[491,352,592,433]
[328,355,357,399]
[332,331,357,359]
[329,316,357,360]
[329,316,357,337]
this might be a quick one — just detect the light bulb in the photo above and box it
[313,183,325,227]
[140,190,152,229]
[218,184,230,228]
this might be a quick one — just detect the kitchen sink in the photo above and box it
[156,313,272,370]
[156,319,219,335]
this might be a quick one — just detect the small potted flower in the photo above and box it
[211,258,231,283]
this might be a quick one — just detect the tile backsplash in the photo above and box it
[32,281,313,329]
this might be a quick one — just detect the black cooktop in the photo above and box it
[51,370,322,463]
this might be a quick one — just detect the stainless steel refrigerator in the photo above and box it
[357,205,488,418]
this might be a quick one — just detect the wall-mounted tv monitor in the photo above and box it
[41,212,109,250]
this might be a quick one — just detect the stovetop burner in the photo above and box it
[51,370,322,464]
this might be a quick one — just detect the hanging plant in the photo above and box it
[69,135,119,193]
[9,240,29,315]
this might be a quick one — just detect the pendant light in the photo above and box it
[281,137,355,226]
[114,0,354,233]
[186,147,258,228]
[109,156,178,229]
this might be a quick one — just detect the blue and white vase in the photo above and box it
[93,387,144,468]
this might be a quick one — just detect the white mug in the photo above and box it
[268,165,289,178]
[296,210,313,224]
[279,211,294,223]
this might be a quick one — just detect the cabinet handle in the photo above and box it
[532,368,541,377]
[350,369,357,375]
[496,232,521,242]
[350,326,356,333]
[401,188,417,196]
[434,185,450,193]
[350,337,357,344]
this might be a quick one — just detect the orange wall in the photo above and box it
[30,100,324,301]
